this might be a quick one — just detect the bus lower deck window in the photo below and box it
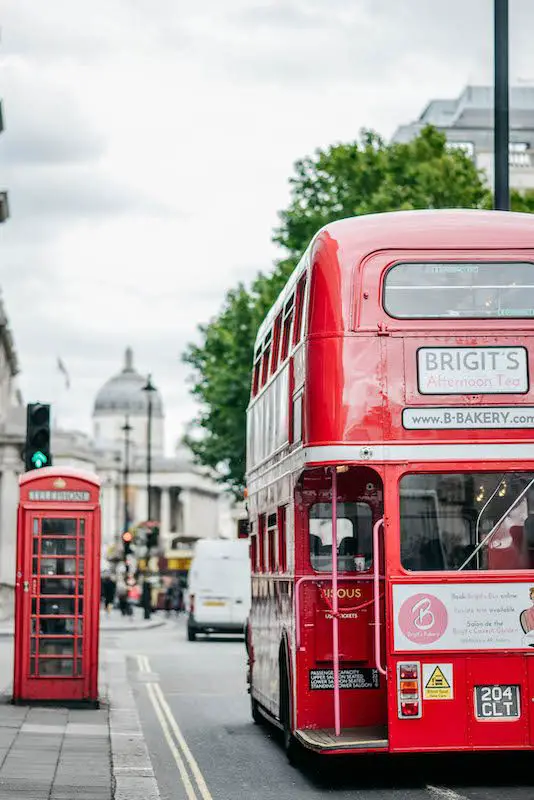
[400,471,534,572]
[309,502,372,572]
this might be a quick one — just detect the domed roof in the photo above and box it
[93,348,164,417]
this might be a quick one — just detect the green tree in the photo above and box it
[275,126,490,262]
[183,126,504,495]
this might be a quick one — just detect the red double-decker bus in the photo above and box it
[246,209,534,758]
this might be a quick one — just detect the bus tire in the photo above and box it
[279,657,298,764]
[251,695,263,725]
[187,623,197,642]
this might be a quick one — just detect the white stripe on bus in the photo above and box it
[304,443,534,463]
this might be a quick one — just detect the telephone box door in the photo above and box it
[14,469,101,703]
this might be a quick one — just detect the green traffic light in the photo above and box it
[31,451,48,468]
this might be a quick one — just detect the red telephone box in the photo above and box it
[13,467,101,704]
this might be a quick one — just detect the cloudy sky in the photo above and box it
[1,0,534,452]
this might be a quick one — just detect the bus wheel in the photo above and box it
[251,695,263,725]
[187,623,197,642]
[280,663,297,764]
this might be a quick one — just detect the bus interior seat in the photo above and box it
[309,534,322,556]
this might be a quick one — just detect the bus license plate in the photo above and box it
[474,685,520,720]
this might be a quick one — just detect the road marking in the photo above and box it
[427,785,468,799]
[152,682,213,800]
[147,681,198,800]
[138,655,213,800]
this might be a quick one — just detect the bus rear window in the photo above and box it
[384,262,534,319]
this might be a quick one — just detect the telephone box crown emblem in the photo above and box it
[53,478,66,489]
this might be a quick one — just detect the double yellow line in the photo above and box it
[137,655,213,800]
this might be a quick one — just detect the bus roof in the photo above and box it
[255,209,534,346]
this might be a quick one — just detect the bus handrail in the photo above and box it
[373,518,387,677]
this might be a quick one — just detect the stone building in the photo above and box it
[392,85,534,191]
[0,294,24,618]
[53,349,224,566]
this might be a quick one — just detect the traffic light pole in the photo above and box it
[122,417,132,571]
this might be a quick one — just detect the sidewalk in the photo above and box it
[0,701,112,799]
[0,606,167,638]
[0,627,163,799]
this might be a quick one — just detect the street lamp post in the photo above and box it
[494,0,509,211]
[142,375,157,550]
[121,417,133,570]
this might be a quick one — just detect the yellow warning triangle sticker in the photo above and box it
[425,666,450,689]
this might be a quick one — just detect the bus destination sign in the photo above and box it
[417,346,528,395]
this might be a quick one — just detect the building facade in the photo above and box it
[0,295,24,619]
[392,85,534,191]
[53,349,225,569]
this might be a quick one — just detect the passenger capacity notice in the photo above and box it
[403,406,534,430]
[309,669,380,690]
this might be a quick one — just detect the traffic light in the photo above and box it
[146,525,159,550]
[122,531,133,556]
[25,403,51,472]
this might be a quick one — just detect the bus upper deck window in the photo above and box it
[384,261,534,319]
[281,296,294,360]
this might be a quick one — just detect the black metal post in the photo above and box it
[122,417,132,570]
[494,0,510,210]
[142,375,157,542]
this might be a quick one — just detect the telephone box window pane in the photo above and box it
[33,539,39,555]
[32,558,38,575]
[39,639,75,656]
[40,598,75,615]
[30,658,36,676]
[40,617,75,635]
[75,660,82,676]
[79,539,85,555]
[30,637,37,655]
[40,578,76,595]
[77,598,84,615]
[78,558,84,575]
[79,519,85,537]
[33,519,39,535]
[39,558,77,576]
[78,580,84,596]
[41,539,77,556]
[38,658,74,676]
[31,599,37,615]
[42,519,76,536]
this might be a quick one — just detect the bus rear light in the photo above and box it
[189,594,195,614]
[400,701,420,717]
[399,665,418,680]
[397,662,422,719]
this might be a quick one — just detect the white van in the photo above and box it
[187,539,251,641]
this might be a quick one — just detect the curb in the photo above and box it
[101,619,167,633]
[0,619,167,638]
[105,650,161,800]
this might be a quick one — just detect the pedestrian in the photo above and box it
[141,578,152,620]
[101,573,116,615]
[164,580,175,617]
[174,583,184,615]
[116,577,129,617]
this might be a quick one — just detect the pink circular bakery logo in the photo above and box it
[398,593,448,644]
